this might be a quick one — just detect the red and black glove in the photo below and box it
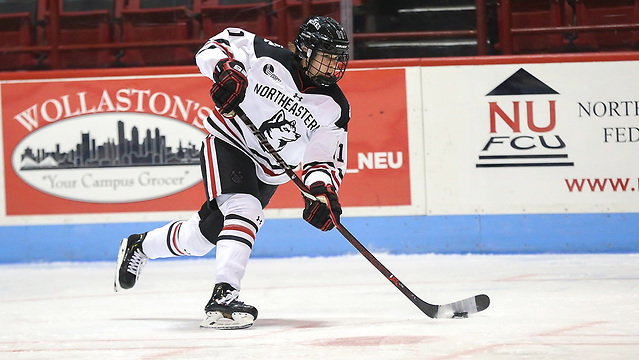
[210,58,248,116]
[303,182,342,231]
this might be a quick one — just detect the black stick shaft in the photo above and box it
[234,107,438,317]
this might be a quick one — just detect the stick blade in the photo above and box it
[427,294,490,319]
[475,294,491,312]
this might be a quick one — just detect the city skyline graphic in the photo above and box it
[19,120,201,170]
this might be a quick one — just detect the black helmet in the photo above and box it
[294,16,350,87]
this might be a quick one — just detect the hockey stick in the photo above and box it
[233,107,490,319]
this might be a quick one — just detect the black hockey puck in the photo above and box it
[452,312,468,319]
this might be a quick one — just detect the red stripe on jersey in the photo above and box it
[258,161,281,177]
[223,224,256,240]
[303,165,342,188]
[211,113,281,178]
[330,170,341,187]
[302,164,331,176]
[211,41,233,59]
[212,110,244,143]
[172,222,186,255]
[204,136,217,198]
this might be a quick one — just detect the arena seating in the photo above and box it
[115,0,194,66]
[570,0,639,51]
[0,11,36,71]
[495,0,566,54]
[2,0,639,71]
[195,1,271,42]
[35,0,113,69]
[495,0,639,54]
[285,0,340,43]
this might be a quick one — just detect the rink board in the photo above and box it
[1,212,637,262]
[1,54,639,263]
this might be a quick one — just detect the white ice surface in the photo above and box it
[1,254,638,360]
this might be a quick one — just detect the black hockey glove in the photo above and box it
[210,58,248,116]
[302,181,342,231]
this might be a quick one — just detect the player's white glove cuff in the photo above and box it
[304,172,334,191]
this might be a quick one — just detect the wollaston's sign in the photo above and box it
[3,76,212,215]
[1,69,413,218]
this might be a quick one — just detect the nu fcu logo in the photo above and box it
[477,68,574,168]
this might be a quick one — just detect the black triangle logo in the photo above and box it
[487,68,559,96]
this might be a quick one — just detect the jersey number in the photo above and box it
[335,143,345,163]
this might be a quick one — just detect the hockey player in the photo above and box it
[114,16,350,330]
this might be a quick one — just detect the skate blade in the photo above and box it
[113,238,128,292]
[200,311,255,330]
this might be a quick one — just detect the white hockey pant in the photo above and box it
[141,193,264,290]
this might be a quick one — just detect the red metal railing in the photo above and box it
[498,0,639,55]
[2,0,639,70]
[1,0,490,70]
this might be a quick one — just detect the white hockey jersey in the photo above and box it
[195,28,350,190]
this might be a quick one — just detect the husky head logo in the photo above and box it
[259,110,301,150]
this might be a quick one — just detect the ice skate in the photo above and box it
[200,282,258,329]
[114,233,148,292]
